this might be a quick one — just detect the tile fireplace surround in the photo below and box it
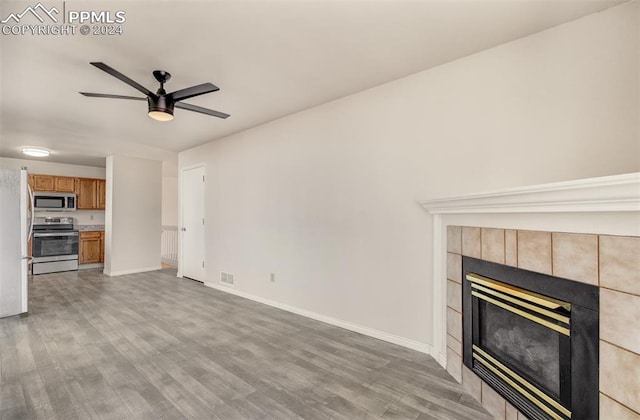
[420,173,640,419]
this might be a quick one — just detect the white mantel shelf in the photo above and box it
[419,172,640,214]
[418,172,640,368]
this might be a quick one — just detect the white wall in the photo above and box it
[105,155,162,276]
[179,2,639,350]
[162,176,178,226]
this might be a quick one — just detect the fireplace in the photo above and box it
[462,257,599,420]
[419,173,639,418]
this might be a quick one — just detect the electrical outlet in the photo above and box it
[270,273,275,282]
[90,214,94,220]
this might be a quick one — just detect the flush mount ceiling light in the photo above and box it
[80,62,230,122]
[21,148,51,157]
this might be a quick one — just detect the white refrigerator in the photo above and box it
[0,167,33,318]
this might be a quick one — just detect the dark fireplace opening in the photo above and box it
[462,257,599,420]
[479,299,565,400]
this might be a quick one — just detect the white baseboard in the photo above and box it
[104,265,162,277]
[204,282,433,355]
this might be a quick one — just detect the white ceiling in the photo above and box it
[0,0,625,175]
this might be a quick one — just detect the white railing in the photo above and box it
[161,225,178,267]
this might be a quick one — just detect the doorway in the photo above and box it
[181,165,205,281]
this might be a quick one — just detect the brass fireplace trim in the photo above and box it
[473,345,571,419]
[466,273,571,311]
[470,282,570,325]
[471,290,570,336]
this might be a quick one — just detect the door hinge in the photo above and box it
[202,175,205,182]
[202,218,205,225]
[202,261,205,268]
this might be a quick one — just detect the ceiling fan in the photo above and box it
[79,62,230,121]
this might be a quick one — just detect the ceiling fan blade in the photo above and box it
[175,102,230,119]
[90,62,156,98]
[80,92,147,101]
[169,83,219,102]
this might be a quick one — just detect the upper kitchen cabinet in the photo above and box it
[55,176,76,193]
[97,179,106,210]
[75,177,106,210]
[29,174,55,191]
[76,178,97,209]
[29,174,82,193]
[29,174,106,210]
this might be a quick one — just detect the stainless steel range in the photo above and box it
[32,217,79,275]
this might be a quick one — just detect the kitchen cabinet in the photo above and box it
[29,173,106,210]
[29,175,55,191]
[55,176,76,192]
[75,178,106,210]
[97,179,106,210]
[79,231,104,264]
[76,178,98,209]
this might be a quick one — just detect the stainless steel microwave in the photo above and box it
[33,192,77,211]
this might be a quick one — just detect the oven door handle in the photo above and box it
[33,232,79,237]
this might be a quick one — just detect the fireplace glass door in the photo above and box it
[462,257,599,420]
[479,298,565,399]
[470,273,571,419]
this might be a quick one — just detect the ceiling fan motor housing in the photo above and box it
[148,95,174,116]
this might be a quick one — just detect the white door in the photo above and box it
[181,166,205,281]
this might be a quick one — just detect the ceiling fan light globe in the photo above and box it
[148,110,174,121]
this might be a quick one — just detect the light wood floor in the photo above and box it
[0,269,491,420]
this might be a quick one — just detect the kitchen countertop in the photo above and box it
[77,225,105,232]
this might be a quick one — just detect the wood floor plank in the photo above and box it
[0,268,492,420]
[260,386,334,420]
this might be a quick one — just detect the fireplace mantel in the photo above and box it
[419,172,640,367]
[419,172,640,215]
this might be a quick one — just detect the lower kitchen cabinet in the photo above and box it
[79,231,104,264]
